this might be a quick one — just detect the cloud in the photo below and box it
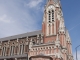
[0,14,13,23]
[0,0,43,38]
[25,0,43,8]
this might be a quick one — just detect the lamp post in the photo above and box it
[75,45,80,60]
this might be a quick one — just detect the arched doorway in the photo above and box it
[29,55,53,60]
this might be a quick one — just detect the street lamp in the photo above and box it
[75,45,80,60]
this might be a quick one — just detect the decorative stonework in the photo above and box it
[0,0,73,60]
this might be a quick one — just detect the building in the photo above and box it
[0,0,74,60]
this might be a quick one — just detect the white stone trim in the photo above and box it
[70,45,72,54]
[64,35,66,47]
[46,24,49,36]
[54,21,56,35]
[17,38,18,42]
[18,45,20,55]
[51,23,52,35]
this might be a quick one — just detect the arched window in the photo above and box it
[52,10,54,21]
[49,24,51,35]
[48,10,54,22]
[48,11,51,22]
[32,39,35,45]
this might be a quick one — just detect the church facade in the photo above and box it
[0,0,73,60]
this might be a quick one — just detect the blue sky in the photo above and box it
[0,0,80,59]
[61,0,80,59]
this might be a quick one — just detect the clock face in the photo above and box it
[48,5,53,9]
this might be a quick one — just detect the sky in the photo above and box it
[0,0,80,59]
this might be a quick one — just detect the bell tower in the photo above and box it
[29,0,73,60]
[42,0,62,43]
[42,0,73,60]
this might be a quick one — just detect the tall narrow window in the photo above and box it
[13,46,15,55]
[0,49,1,55]
[10,46,12,56]
[32,39,35,45]
[52,10,54,21]
[25,45,28,53]
[15,46,18,55]
[4,47,6,56]
[6,48,9,56]
[20,45,22,54]
[48,11,51,22]
[2,47,4,56]
[48,10,54,22]
[49,24,51,35]
[49,47,51,54]
[22,45,24,54]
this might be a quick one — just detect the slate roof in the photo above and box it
[0,54,28,59]
[0,30,42,41]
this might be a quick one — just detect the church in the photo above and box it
[0,0,74,60]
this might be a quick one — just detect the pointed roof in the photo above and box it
[47,0,60,3]
[54,0,60,3]
[46,0,54,5]
[0,30,42,41]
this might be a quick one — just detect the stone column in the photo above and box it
[54,21,56,35]
[17,38,18,42]
[41,34,43,43]
[29,38,33,49]
[37,35,39,44]
[18,45,20,55]
[51,23,52,35]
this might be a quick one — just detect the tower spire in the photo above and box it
[47,0,60,3]
[47,0,54,5]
